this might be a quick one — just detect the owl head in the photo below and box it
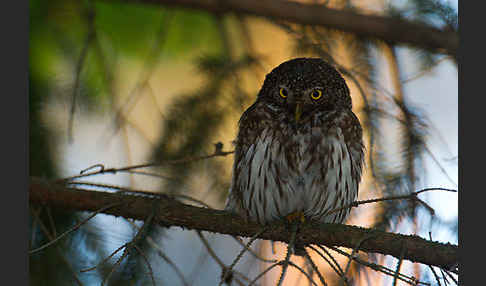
[257,58,352,123]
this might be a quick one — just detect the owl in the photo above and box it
[225,58,364,226]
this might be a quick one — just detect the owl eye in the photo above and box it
[310,89,323,100]
[279,88,288,99]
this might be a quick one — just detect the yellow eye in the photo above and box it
[311,89,323,100]
[279,88,288,98]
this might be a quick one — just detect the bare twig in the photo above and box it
[133,244,157,286]
[101,212,156,286]
[313,245,345,277]
[402,57,448,84]
[30,206,42,248]
[56,150,234,182]
[247,262,280,286]
[219,227,268,286]
[80,243,127,273]
[101,245,130,286]
[66,181,213,209]
[119,170,179,181]
[392,243,407,286]
[325,188,457,217]
[428,265,443,286]
[29,202,123,254]
[196,231,247,286]
[232,236,277,263]
[123,218,190,286]
[67,2,96,142]
[277,221,299,286]
[340,234,377,286]
[424,145,458,187]
[308,245,344,281]
[442,268,458,285]
[30,207,85,286]
[303,249,328,286]
[328,246,429,286]
[146,237,190,286]
[427,232,443,286]
[45,206,58,238]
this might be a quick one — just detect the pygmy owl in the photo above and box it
[225,58,364,225]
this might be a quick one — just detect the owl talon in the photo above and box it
[285,211,306,224]
[283,212,307,257]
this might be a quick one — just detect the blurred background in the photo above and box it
[29,0,458,285]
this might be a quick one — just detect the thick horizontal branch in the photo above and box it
[29,177,457,270]
[100,0,457,56]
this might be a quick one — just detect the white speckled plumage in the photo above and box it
[224,58,364,226]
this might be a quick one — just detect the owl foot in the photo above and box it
[283,212,308,256]
[285,211,306,224]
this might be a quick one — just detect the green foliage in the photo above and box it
[30,0,224,105]
[94,2,222,58]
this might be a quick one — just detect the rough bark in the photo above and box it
[29,177,458,270]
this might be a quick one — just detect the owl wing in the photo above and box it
[301,109,365,223]
[224,102,267,218]
[325,110,365,222]
[339,110,365,182]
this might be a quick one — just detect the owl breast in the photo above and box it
[226,112,362,225]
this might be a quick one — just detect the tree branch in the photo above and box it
[29,177,458,270]
[99,0,458,57]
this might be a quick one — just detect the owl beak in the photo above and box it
[294,102,303,123]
